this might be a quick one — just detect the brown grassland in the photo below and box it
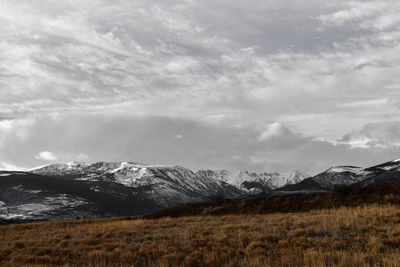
[2,204,400,266]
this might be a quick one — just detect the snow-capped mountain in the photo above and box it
[311,166,371,189]
[28,161,125,178]
[364,159,400,172]
[357,159,400,187]
[2,159,400,223]
[266,170,308,189]
[31,162,307,199]
[196,169,308,191]
[280,159,400,192]
[29,161,242,207]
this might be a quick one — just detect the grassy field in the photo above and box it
[2,204,400,266]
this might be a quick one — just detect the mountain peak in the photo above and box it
[66,161,87,168]
[196,168,307,190]
[283,169,306,177]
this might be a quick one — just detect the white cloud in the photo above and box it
[0,120,12,131]
[0,161,25,171]
[318,1,400,34]
[318,2,386,27]
[340,121,400,149]
[34,151,58,161]
[258,122,293,141]
[174,134,183,139]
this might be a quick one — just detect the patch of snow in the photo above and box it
[197,169,307,190]
[0,194,89,220]
[379,165,398,171]
[326,166,370,176]
[66,161,88,169]
[26,163,55,172]
[225,170,257,186]
[11,185,42,194]
[90,186,101,192]
[25,189,42,194]
[16,203,53,212]
[269,170,308,189]
[44,194,87,207]
[196,170,230,182]
[0,214,27,220]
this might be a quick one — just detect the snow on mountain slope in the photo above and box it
[365,159,400,172]
[28,162,242,207]
[196,170,230,183]
[28,161,122,178]
[30,161,219,190]
[31,161,309,205]
[278,160,400,192]
[196,169,270,193]
[313,160,400,189]
[196,169,308,190]
[225,170,265,187]
[310,166,370,189]
[267,170,308,189]
[0,171,160,222]
[325,166,371,176]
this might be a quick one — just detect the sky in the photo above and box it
[1,0,400,174]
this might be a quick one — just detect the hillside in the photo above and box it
[0,171,160,222]
[145,177,400,219]
[279,159,400,192]
[1,204,400,266]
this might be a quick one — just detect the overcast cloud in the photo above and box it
[1,0,400,174]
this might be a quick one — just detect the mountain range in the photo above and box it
[1,159,400,223]
[280,159,400,192]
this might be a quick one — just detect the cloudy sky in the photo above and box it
[1,0,400,174]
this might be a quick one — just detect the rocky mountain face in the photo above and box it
[29,162,242,208]
[196,169,307,192]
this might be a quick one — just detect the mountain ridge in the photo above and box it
[29,161,308,194]
[1,159,400,223]
[279,159,400,192]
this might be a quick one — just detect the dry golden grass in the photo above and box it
[2,204,400,266]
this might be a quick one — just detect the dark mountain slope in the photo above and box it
[0,171,160,222]
[277,177,326,192]
[278,160,400,192]
[144,176,400,219]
